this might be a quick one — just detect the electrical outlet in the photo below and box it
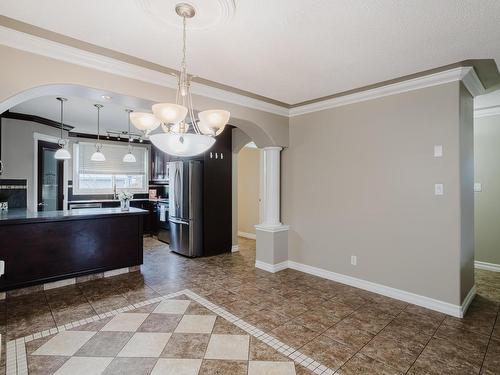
[351,255,357,266]
[474,183,482,192]
[0,260,4,277]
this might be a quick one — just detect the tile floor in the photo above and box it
[0,237,499,374]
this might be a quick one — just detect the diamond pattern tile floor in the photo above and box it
[3,237,500,375]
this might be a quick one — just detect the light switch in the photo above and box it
[0,260,4,277]
[434,184,444,196]
[474,183,482,192]
[434,145,443,157]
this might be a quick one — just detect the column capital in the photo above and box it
[262,146,283,152]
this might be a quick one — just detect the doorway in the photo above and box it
[237,142,262,241]
[37,140,64,211]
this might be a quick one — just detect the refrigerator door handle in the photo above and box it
[169,217,189,225]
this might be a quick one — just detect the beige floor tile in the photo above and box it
[175,315,216,334]
[117,332,171,357]
[101,313,149,332]
[205,334,250,360]
[54,356,113,375]
[33,331,96,356]
[150,358,202,375]
[248,361,296,375]
[153,299,191,315]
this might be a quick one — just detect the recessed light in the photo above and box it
[101,95,112,100]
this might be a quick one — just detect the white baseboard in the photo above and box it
[238,231,256,240]
[475,260,500,273]
[231,245,239,253]
[285,260,473,318]
[255,260,288,273]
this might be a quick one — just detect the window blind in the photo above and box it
[76,142,147,175]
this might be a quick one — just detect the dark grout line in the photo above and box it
[479,309,499,373]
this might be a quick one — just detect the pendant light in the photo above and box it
[54,97,71,160]
[123,109,136,163]
[131,2,229,157]
[91,104,105,162]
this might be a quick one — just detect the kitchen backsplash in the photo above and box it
[0,179,27,209]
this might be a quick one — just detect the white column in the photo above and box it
[259,146,282,228]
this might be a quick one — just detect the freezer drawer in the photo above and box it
[169,218,202,257]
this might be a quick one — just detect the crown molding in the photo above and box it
[289,67,485,117]
[0,26,487,119]
[474,105,500,119]
[0,26,290,117]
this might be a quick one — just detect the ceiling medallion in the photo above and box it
[136,0,235,31]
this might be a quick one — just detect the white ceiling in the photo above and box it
[1,0,499,104]
[11,96,147,135]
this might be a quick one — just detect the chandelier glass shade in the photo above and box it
[130,3,230,157]
[150,132,215,157]
[129,112,161,132]
[54,97,72,160]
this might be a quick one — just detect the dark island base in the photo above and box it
[0,208,146,292]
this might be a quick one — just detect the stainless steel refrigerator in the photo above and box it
[168,160,203,257]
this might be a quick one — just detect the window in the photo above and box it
[73,142,148,194]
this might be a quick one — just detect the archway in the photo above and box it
[0,83,289,272]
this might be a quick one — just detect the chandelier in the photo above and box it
[130,3,230,157]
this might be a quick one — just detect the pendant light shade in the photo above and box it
[123,109,137,163]
[123,152,137,163]
[130,112,161,131]
[91,149,106,162]
[150,132,215,157]
[152,103,188,125]
[198,110,230,136]
[92,104,105,162]
[54,97,72,160]
[54,148,72,160]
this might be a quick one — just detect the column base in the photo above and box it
[254,224,289,273]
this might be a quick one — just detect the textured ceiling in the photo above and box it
[1,0,500,104]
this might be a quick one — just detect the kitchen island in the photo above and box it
[0,207,147,292]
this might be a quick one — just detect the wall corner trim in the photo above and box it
[237,231,257,240]
[459,285,476,318]
[474,260,500,273]
[255,260,288,273]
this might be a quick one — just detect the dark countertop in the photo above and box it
[0,207,148,225]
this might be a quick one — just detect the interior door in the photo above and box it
[37,140,64,211]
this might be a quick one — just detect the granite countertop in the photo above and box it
[0,207,148,225]
[67,198,168,204]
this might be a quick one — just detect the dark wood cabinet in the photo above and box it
[151,144,169,182]
[202,127,232,256]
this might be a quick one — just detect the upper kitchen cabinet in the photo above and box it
[150,144,169,182]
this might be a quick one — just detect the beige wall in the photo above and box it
[0,45,289,149]
[474,113,500,266]
[283,81,474,305]
[238,147,261,235]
